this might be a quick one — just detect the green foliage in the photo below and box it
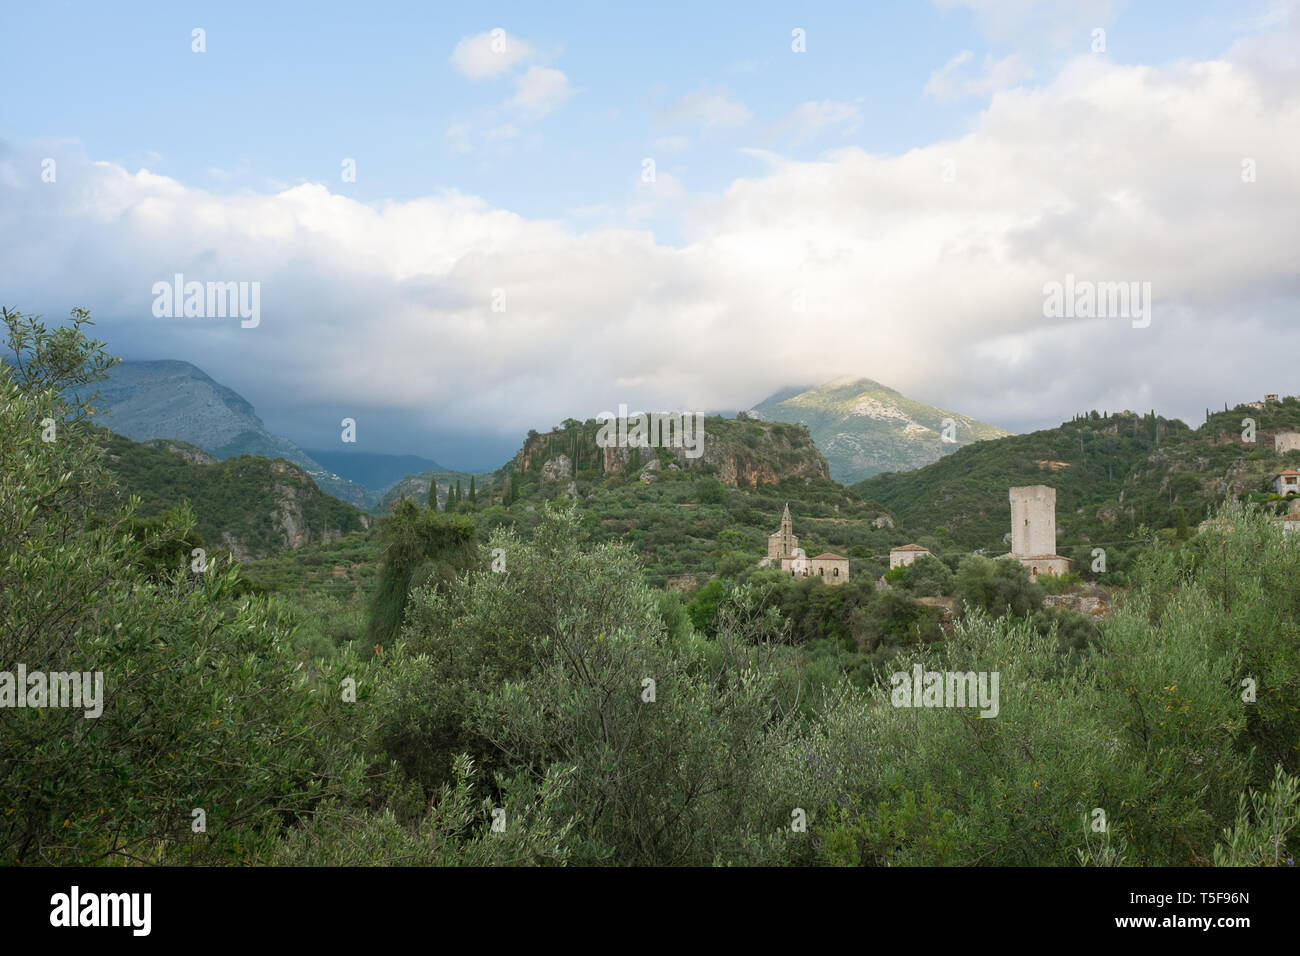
[956,555,1045,617]
[100,432,366,558]
[367,499,476,647]
[898,553,956,596]
[0,314,368,865]
[856,588,944,653]
[273,755,575,866]
[686,577,729,636]
[371,505,812,865]
[119,503,205,579]
[1212,764,1300,867]
[818,782,959,866]
[656,589,694,644]
[694,476,726,504]
[1,306,119,420]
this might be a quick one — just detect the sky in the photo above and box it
[1,0,1298,470]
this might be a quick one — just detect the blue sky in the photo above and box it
[4,1,1255,222]
[2,1,1298,468]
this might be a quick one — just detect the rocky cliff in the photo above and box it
[504,414,830,499]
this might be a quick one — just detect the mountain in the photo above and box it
[305,449,445,493]
[92,360,377,508]
[749,377,1013,484]
[100,431,369,562]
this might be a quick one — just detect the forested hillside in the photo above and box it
[447,414,895,586]
[100,430,368,561]
[854,404,1300,563]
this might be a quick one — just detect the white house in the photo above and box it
[1273,470,1300,495]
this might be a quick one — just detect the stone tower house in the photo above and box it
[1010,485,1057,558]
[1276,431,1300,454]
[768,503,798,560]
[1004,485,1070,577]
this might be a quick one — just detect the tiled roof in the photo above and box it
[890,544,930,552]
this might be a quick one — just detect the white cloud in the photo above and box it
[925,50,1033,100]
[444,120,474,154]
[4,43,1299,445]
[661,86,752,129]
[508,66,573,118]
[626,169,688,224]
[773,100,862,143]
[451,29,534,79]
[484,123,519,142]
[932,0,1117,46]
[444,63,571,155]
[206,158,252,181]
[654,135,691,153]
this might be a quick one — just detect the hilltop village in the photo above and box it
[758,404,1300,591]
[765,483,1074,585]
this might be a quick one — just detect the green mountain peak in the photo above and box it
[750,377,1012,483]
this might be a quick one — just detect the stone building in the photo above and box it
[784,550,849,584]
[763,503,849,585]
[767,503,799,561]
[1273,469,1300,495]
[1276,432,1300,454]
[999,484,1071,578]
[889,544,932,569]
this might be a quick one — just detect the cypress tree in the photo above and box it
[469,476,476,504]
[427,480,439,510]
[367,499,477,646]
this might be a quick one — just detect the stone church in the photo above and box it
[762,503,849,585]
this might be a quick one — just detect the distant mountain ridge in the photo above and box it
[93,360,376,508]
[750,377,1012,483]
[306,449,446,493]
